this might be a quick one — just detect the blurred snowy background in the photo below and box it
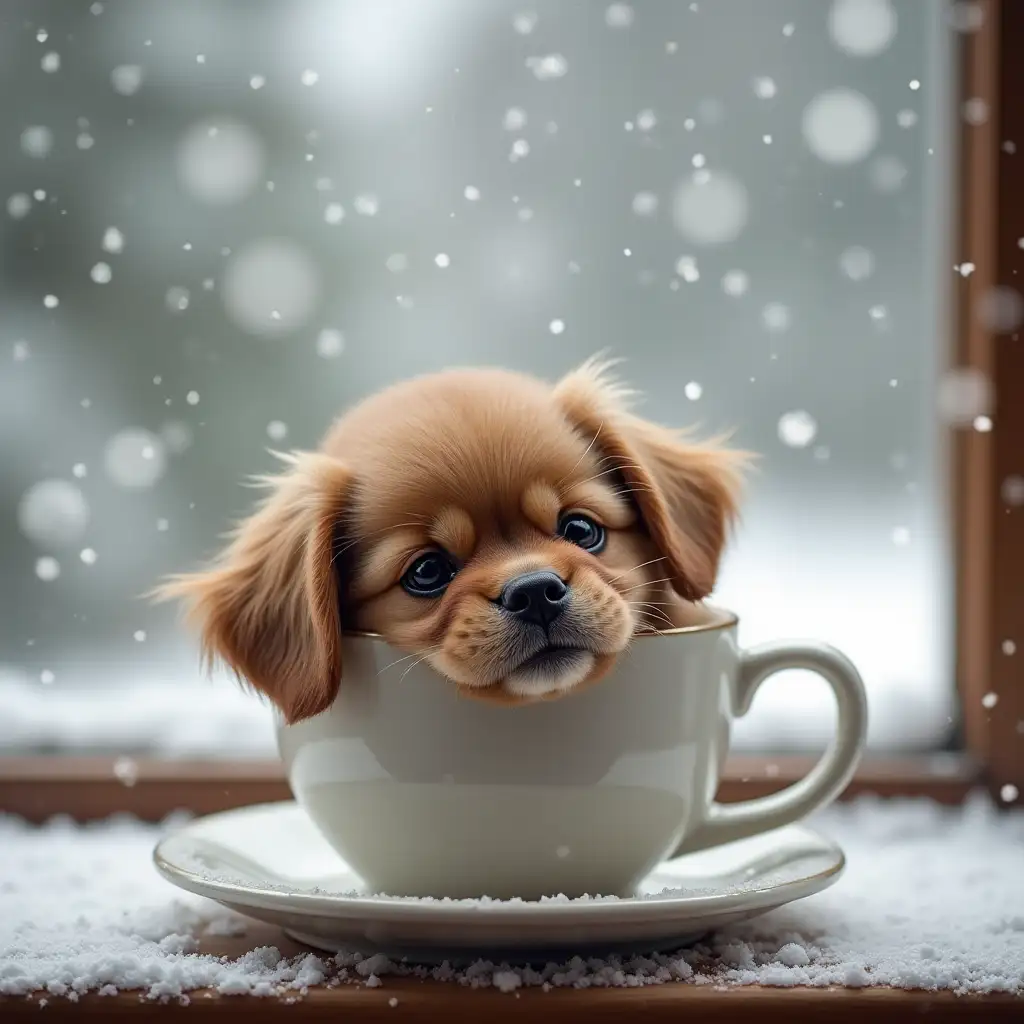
[1,0,979,755]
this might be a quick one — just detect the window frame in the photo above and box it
[0,0,1020,824]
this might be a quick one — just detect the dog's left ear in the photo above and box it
[153,452,352,724]
[553,358,751,602]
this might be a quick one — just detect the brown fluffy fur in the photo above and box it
[157,358,749,724]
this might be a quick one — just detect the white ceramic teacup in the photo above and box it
[276,608,867,900]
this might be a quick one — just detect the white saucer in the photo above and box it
[154,801,844,962]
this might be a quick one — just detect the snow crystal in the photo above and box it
[316,328,345,358]
[18,479,90,547]
[6,192,32,218]
[323,202,345,225]
[631,191,658,216]
[39,669,55,685]
[463,185,481,201]
[762,302,791,333]
[111,64,144,96]
[802,89,879,165]
[869,155,908,193]
[526,54,568,81]
[177,119,264,205]
[266,421,288,441]
[223,239,320,336]
[605,4,634,29]
[90,261,112,284]
[165,286,190,312]
[840,246,875,281]
[973,415,993,433]
[1002,639,1017,656]
[300,69,319,87]
[684,382,702,401]
[43,294,59,309]
[79,548,97,565]
[548,318,565,335]
[353,194,379,216]
[672,171,748,246]
[778,411,818,449]
[434,253,451,268]
[721,270,749,296]
[949,1,985,33]
[964,97,989,125]
[897,108,918,128]
[34,557,61,582]
[503,107,527,131]
[937,367,990,425]
[981,692,998,710]
[978,287,1024,333]
[1,798,1021,1000]
[103,429,167,489]
[41,51,61,73]
[512,11,537,35]
[102,226,124,253]
[828,0,897,58]
[21,125,54,158]
[674,256,699,283]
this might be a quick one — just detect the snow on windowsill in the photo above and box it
[1,796,1021,1002]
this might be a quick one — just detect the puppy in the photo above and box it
[158,358,747,723]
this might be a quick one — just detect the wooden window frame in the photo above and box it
[0,0,1021,827]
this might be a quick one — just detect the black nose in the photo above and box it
[499,570,569,628]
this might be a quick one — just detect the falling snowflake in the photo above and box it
[353,194,379,216]
[526,54,568,80]
[6,193,32,219]
[605,4,634,28]
[548,318,565,335]
[111,64,144,95]
[762,302,791,333]
[721,270,750,296]
[35,557,61,582]
[778,411,818,449]
[102,226,125,253]
[20,126,54,158]
[90,262,112,284]
[503,107,527,131]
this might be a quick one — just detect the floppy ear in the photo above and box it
[553,358,751,602]
[154,451,352,724]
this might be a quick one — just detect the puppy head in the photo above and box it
[158,359,747,722]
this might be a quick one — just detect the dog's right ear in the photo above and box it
[554,357,750,602]
[153,452,352,724]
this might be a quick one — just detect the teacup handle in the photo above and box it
[673,640,868,856]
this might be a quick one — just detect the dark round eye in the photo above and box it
[400,551,458,598]
[557,512,606,553]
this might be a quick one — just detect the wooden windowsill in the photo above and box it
[1,919,1019,1021]
[0,753,982,825]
